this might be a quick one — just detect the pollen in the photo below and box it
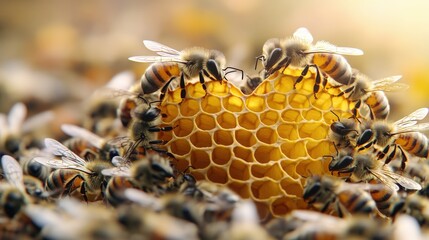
[158,68,357,219]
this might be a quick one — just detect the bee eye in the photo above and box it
[329,156,353,171]
[206,59,221,80]
[303,183,321,199]
[266,48,282,70]
[357,129,373,146]
[109,149,120,160]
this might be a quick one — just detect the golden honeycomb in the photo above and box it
[158,68,357,219]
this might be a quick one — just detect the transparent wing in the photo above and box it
[397,122,429,133]
[394,108,428,129]
[8,102,27,134]
[22,110,55,134]
[381,169,422,190]
[33,156,92,174]
[61,124,104,149]
[111,156,131,168]
[108,136,134,149]
[93,87,141,100]
[293,27,313,43]
[101,166,131,177]
[105,70,135,90]
[369,75,409,92]
[143,40,181,56]
[1,155,25,192]
[308,41,364,55]
[337,181,385,192]
[367,168,400,191]
[128,55,185,63]
[43,138,87,167]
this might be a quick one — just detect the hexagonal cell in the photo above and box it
[302,109,322,121]
[238,112,260,130]
[245,96,266,112]
[279,160,300,180]
[273,75,294,93]
[280,140,308,159]
[173,157,194,173]
[250,180,281,200]
[212,147,232,165]
[332,96,351,112]
[271,197,292,216]
[254,80,273,95]
[306,140,333,159]
[190,150,211,169]
[173,118,194,137]
[235,129,257,147]
[201,95,222,113]
[267,93,287,110]
[288,93,310,109]
[189,171,205,181]
[310,92,333,110]
[179,99,200,117]
[161,104,179,123]
[195,113,216,130]
[250,163,284,180]
[295,159,325,178]
[227,181,250,198]
[169,139,191,156]
[296,77,315,95]
[277,124,299,141]
[186,83,205,98]
[254,146,282,164]
[190,131,212,148]
[213,130,234,146]
[207,81,229,97]
[233,147,255,163]
[216,112,237,129]
[157,125,173,142]
[228,159,251,181]
[298,122,329,140]
[223,96,244,112]
[260,110,279,126]
[281,109,303,122]
[207,166,228,184]
[256,127,278,144]
[280,179,303,197]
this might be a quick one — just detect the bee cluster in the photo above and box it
[0,27,429,239]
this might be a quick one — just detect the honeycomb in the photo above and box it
[158,68,357,219]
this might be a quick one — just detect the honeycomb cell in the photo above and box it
[228,181,251,198]
[277,124,299,140]
[303,109,322,121]
[250,163,284,180]
[162,104,179,123]
[271,197,292,216]
[251,180,281,200]
[207,166,228,184]
[169,139,191,156]
[295,159,325,178]
[256,127,278,144]
[186,83,205,98]
[216,112,237,129]
[288,93,310,109]
[190,150,211,169]
[223,96,244,112]
[306,140,333,159]
[298,122,329,140]
[296,77,315,95]
[280,141,307,159]
[212,147,232,165]
[267,93,287,110]
[233,147,255,163]
[238,112,260,130]
[207,81,230,97]
[254,146,282,164]
[213,130,234,146]
[235,129,257,147]
[260,110,279,125]
[195,113,216,130]
[280,179,303,197]
[201,95,222,113]
[281,109,303,122]
[179,99,200,117]
[189,171,205,181]
[332,96,351,112]
[174,158,193,173]
[173,119,194,137]
[190,131,212,148]
[273,75,294,93]
[311,92,333,110]
[229,159,250,181]
[246,96,266,112]
[254,80,273,95]
[280,161,300,180]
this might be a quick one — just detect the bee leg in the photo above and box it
[160,77,177,102]
[268,56,291,78]
[398,145,408,171]
[80,182,88,203]
[199,70,208,95]
[312,65,322,99]
[180,73,186,100]
[294,63,313,90]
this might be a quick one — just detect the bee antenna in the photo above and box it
[254,55,265,70]
[223,66,244,80]
[330,110,340,122]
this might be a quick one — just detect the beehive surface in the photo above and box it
[159,68,356,219]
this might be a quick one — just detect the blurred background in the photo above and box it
[1,0,429,127]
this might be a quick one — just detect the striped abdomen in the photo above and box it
[105,176,137,207]
[140,62,181,94]
[46,169,83,197]
[369,179,397,216]
[337,189,376,215]
[365,91,390,120]
[313,53,353,85]
[395,132,429,158]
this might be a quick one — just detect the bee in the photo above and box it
[255,27,363,98]
[20,149,51,182]
[116,82,145,128]
[61,124,120,162]
[240,74,263,95]
[303,175,381,217]
[335,70,408,119]
[390,194,429,227]
[328,151,421,192]
[368,179,399,217]
[129,40,243,101]
[329,116,359,149]
[34,138,113,202]
[356,108,429,170]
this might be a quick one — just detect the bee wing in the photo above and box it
[293,27,314,43]
[61,124,104,149]
[94,87,141,100]
[381,169,422,190]
[108,136,133,148]
[143,40,181,56]
[1,155,25,192]
[366,168,400,191]
[308,41,364,55]
[33,156,92,174]
[394,108,429,129]
[397,122,429,133]
[22,110,55,134]
[123,188,163,210]
[369,76,409,92]
[105,70,135,90]
[111,156,131,168]
[8,102,27,134]
[43,138,87,167]
[336,181,385,192]
[128,55,185,63]
[101,166,131,177]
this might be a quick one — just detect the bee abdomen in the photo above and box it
[365,91,390,120]
[313,53,352,85]
[396,132,429,158]
[141,62,181,94]
[105,176,136,207]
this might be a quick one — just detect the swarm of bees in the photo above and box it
[1,27,429,239]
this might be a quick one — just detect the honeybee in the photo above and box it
[390,194,429,227]
[329,117,359,149]
[368,179,399,217]
[356,108,429,170]
[255,27,363,97]
[303,175,381,217]
[328,151,421,191]
[61,124,120,162]
[240,74,263,95]
[34,138,113,202]
[19,149,51,182]
[129,40,243,101]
